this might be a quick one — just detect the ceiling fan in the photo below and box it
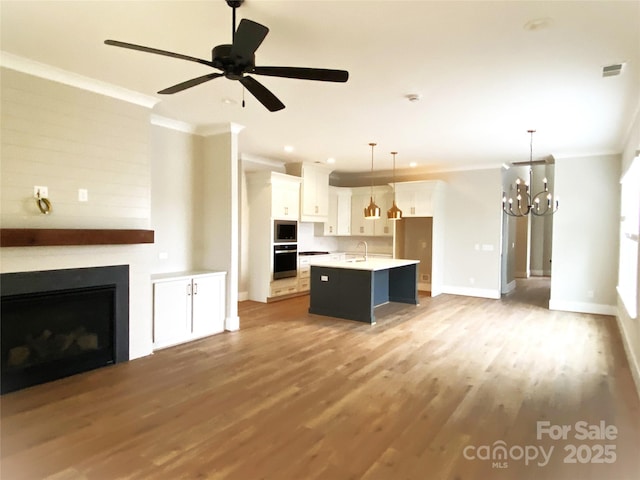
[104,0,349,112]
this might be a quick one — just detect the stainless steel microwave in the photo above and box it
[274,220,297,243]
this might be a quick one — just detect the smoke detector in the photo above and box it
[406,93,421,102]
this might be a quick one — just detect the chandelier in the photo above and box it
[502,130,559,217]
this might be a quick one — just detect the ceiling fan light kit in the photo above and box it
[502,130,559,217]
[105,0,348,112]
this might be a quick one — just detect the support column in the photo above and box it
[197,123,244,331]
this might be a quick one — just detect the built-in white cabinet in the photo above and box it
[152,271,226,350]
[350,186,393,237]
[394,181,442,217]
[246,171,303,303]
[286,163,332,222]
[322,186,352,236]
[270,173,302,220]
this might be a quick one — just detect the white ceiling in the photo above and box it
[1,0,638,174]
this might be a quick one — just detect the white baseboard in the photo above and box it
[549,299,616,316]
[441,286,501,300]
[515,271,529,278]
[225,315,240,331]
[238,291,249,302]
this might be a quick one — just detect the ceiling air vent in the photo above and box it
[602,63,625,77]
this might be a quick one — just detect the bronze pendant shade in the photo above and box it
[387,151,402,220]
[364,143,380,219]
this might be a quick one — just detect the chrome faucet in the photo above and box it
[356,241,368,261]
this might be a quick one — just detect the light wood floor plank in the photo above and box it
[2,277,639,479]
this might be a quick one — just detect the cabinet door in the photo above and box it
[153,279,191,349]
[336,190,351,235]
[351,193,375,236]
[272,181,299,220]
[395,189,416,217]
[324,189,338,235]
[300,166,329,219]
[192,275,226,336]
[375,191,394,236]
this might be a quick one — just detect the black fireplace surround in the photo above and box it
[1,265,129,394]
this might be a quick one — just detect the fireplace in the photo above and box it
[1,265,129,394]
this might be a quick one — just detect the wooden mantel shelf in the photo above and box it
[0,228,155,247]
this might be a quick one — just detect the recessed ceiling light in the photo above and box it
[409,162,418,168]
[327,157,336,164]
[524,17,553,31]
[284,145,294,153]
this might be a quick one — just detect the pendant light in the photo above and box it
[364,142,381,219]
[387,151,402,220]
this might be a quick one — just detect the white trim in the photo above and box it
[238,291,249,302]
[530,269,545,276]
[616,303,640,400]
[553,151,621,160]
[150,114,197,134]
[549,299,617,316]
[196,122,245,137]
[441,285,501,299]
[241,153,286,171]
[225,315,240,331]
[1,51,158,109]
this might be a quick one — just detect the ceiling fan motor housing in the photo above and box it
[212,44,254,80]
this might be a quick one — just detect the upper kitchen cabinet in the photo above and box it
[320,186,352,236]
[351,186,393,237]
[286,163,332,222]
[247,171,302,220]
[394,180,444,217]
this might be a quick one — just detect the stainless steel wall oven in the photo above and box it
[273,244,297,280]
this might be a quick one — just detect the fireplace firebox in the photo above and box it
[1,265,129,394]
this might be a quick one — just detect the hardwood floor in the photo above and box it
[2,278,639,480]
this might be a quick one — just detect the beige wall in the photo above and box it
[0,67,154,359]
[550,154,621,314]
[150,125,197,274]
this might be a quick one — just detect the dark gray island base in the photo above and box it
[308,259,419,324]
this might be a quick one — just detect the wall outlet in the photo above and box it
[421,273,431,282]
[158,252,169,260]
[34,186,48,198]
[469,277,475,285]
[78,188,88,202]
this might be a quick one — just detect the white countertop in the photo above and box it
[308,257,419,271]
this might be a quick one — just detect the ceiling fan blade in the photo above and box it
[230,19,269,61]
[158,73,223,94]
[105,40,216,68]
[253,66,349,83]
[239,76,285,112]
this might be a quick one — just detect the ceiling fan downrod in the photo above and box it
[226,0,244,42]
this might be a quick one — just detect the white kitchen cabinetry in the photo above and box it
[350,186,393,236]
[322,186,351,236]
[270,173,301,220]
[152,271,226,350]
[394,181,442,217]
[286,163,332,222]
[246,171,303,303]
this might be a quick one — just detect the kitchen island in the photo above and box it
[308,258,419,324]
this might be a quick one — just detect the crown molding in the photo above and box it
[0,51,158,109]
[150,114,197,134]
[196,122,245,137]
